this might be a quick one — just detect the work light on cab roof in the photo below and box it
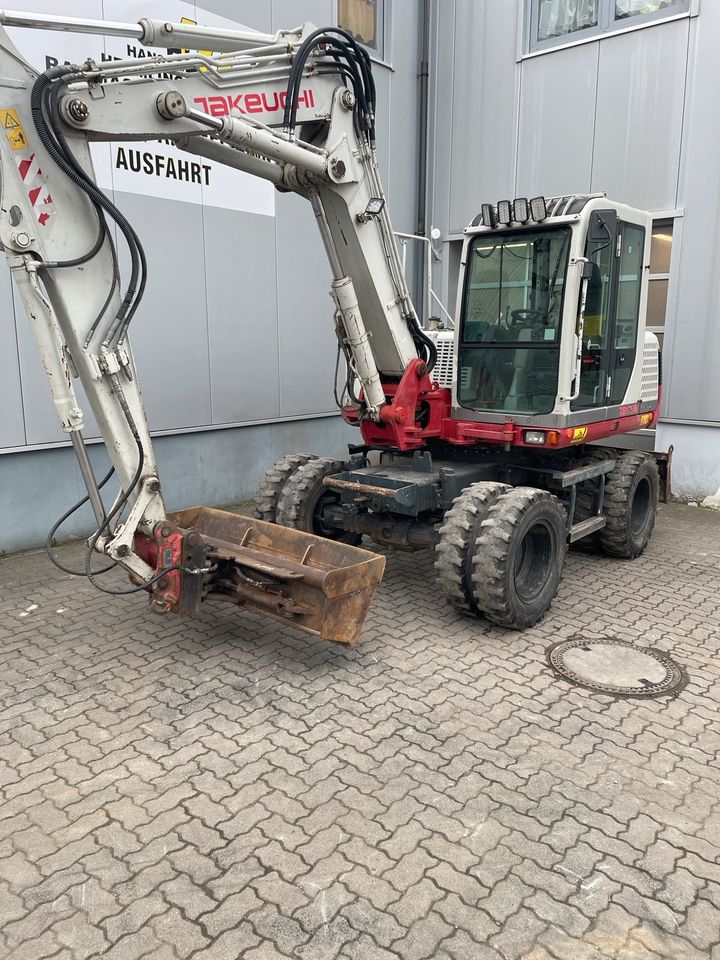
[473,196,549,228]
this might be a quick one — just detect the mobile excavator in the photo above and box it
[0,9,669,643]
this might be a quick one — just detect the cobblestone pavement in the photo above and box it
[1,503,719,960]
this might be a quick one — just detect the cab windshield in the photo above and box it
[458,227,571,415]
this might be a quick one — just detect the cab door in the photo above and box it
[571,213,645,410]
[608,222,645,405]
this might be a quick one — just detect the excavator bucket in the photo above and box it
[168,507,386,646]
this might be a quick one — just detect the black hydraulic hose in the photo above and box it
[43,79,121,344]
[33,76,139,342]
[409,318,437,370]
[82,431,205,597]
[46,464,117,576]
[284,31,371,136]
[31,69,147,344]
[83,432,144,592]
[83,373,146,592]
[289,41,367,132]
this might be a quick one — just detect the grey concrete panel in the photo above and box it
[387,0,420,235]
[450,0,520,233]
[428,0,455,231]
[665,9,720,423]
[200,0,272,32]
[592,20,688,211]
[271,0,332,31]
[657,423,720,499]
[275,191,338,418]
[0,415,354,552]
[13,283,85,445]
[373,66,392,197]
[516,42,599,198]
[0,270,27,449]
[427,0,457,314]
[204,206,280,423]
[113,192,212,432]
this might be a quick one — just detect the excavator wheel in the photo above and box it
[598,451,659,559]
[471,487,567,630]
[276,457,362,545]
[434,481,510,614]
[252,453,319,523]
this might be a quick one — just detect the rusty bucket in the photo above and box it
[168,507,386,646]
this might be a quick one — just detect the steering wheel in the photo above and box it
[509,308,547,328]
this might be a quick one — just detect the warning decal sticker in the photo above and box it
[17,152,53,225]
[0,108,29,151]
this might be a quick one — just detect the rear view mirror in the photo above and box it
[588,209,617,243]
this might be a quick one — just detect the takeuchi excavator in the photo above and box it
[0,9,669,640]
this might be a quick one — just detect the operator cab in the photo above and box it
[454,194,655,428]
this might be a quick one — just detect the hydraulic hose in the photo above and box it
[31,68,147,346]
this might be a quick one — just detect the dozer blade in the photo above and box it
[168,507,386,646]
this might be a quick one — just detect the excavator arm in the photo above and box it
[0,9,433,642]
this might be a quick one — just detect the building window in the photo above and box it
[647,219,674,355]
[529,0,689,52]
[537,0,599,44]
[338,0,384,56]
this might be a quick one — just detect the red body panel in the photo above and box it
[346,374,661,452]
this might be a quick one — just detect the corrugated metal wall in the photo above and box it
[3,0,719,552]
[0,0,425,550]
[0,0,421,452]
[427,0,720,495]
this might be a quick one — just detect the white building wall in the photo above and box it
[0,0,422,552]
[427,0,720,497]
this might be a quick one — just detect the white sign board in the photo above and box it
[5,0,276,216]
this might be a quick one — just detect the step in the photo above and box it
[569,515,607,543]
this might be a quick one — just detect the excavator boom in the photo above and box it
[0,10,428,643]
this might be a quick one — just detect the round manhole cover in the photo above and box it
[547,638,685,698]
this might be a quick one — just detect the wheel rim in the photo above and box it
[514,520,554,602]
[630,477,652,537]
[312,490,342,537]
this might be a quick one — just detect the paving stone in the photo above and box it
[206,857,264,899]
[52,913,110,958]
[1,505,719,960]
[391,912,453,960]
[342,896,406,947]
[251,871,310,914]
[248,904,310,955]
[383,847,437,893]
[256,840,311,882]
[490,905,548,958]
[341,864,400,910]
[343,934,404,960]
[480,875,536,927]
[294,914,358,960]
[295,882,354,934]
[101,892,167,943]
[433,892,499,940]
[4,895,74,949]
[190,923,260,959]
[161,873,217,920]
[196,888,260,939]
[527,888,590,937]
[437,930,506,960]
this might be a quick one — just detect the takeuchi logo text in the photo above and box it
[193,88,316,117]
